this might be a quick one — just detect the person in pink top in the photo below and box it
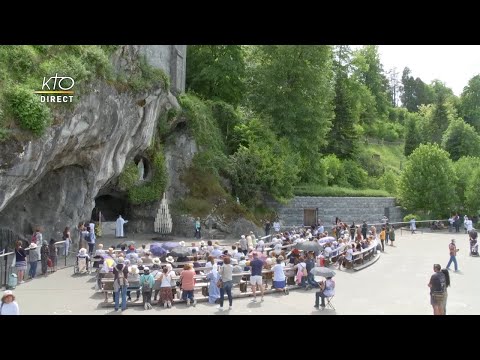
[180,263,197,307]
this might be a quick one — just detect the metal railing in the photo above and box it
[0,240,78,289]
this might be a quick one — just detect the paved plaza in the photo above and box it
[12,230,479,315]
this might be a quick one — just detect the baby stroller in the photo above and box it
[74,253,90,274]
[470,239,479,256]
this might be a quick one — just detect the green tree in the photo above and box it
[186,45,246,107]
[246,45,334,180]
[453,156,480,207]
[326,46,359,159]
[398,144,457,216]
[465,167,480,214]
[459,74,480,132]
[442,118,480,161]
[353,46,391,119]
[404,113,422,156]
[427,93,451,144]
[400,67,435,112]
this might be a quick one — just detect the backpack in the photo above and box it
[116,265,128,286]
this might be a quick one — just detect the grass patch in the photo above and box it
[364,141,406,173]
[294,185,390,197]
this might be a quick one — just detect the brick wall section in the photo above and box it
[267,197,404,227]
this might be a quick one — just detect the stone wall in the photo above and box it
[269,196,405,227]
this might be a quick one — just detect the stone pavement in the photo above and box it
[12,231,479,315]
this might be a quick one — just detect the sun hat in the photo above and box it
[152,257,161,265]
[129,265,139,274]
[166,256,174,263]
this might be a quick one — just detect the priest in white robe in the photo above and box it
[116,215,128,238]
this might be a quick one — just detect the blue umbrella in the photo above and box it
[161,242,178,251]
[149,243,167,256]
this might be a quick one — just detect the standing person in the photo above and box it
[314,276,335,310]
[448,216,454,233]
[410,218,417,234]
[454,214,460,233]
[32,227,43,259]
[239,235,247,255]
[205,264,221,304]
[441,268,450,315]
[194,217,201,239]
[379,227,386,251]
[113,257,129,312]
[87,226,96,256]
[0,290,19,315]
[40,240,49,276]
[446,239,459,272]
[14,241,27,284]
[273,219,281,233]
[385,222,391,244]
[389,225,396,247]
[249,252,265,302]
[428,264,446,315]
[305,252,318,289]
[27,243,39,279]
[140,266,154,310]
[272,257,288,294]
[218,256,234,310]
[159,266,174,308]
[115,215,128,238]
[62,227,71,256]
[48,239,57,272]
[350,222,356,240]
[361,221,368,240]
[265,220,271,237]
[180,263,196,307]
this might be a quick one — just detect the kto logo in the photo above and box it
[34,74,75,103]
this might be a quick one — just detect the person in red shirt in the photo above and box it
[180,264,197,307]
[446,239,459,272]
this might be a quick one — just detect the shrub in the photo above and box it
[403,214,422,222]
[4,85,51,136]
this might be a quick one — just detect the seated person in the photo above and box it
[95,244,106,256]
[141,251,153,265]
[314,276,335,309]
[77,248,90,271]
[210,245,223,258]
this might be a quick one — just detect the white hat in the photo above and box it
[241,235,245,239]
[144,266,150,272]
[1,290,13,300]
[79,248,87,255]
[166,256,174,263]
[28,243,37,249]
[129,265,139,274]
[152,257,161,265]
[117,257,125,264]
[179,241,185,247]
[200,241,205,246]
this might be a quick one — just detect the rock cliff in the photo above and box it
[0,45,185,240]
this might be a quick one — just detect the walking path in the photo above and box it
[13,231,478,315]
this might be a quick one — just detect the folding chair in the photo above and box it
[325,295,335,311]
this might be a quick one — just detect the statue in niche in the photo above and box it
[137,159,145,181]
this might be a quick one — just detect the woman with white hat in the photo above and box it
[27,242,39,279]
[126,265,141,302]
[0,290,19,315]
